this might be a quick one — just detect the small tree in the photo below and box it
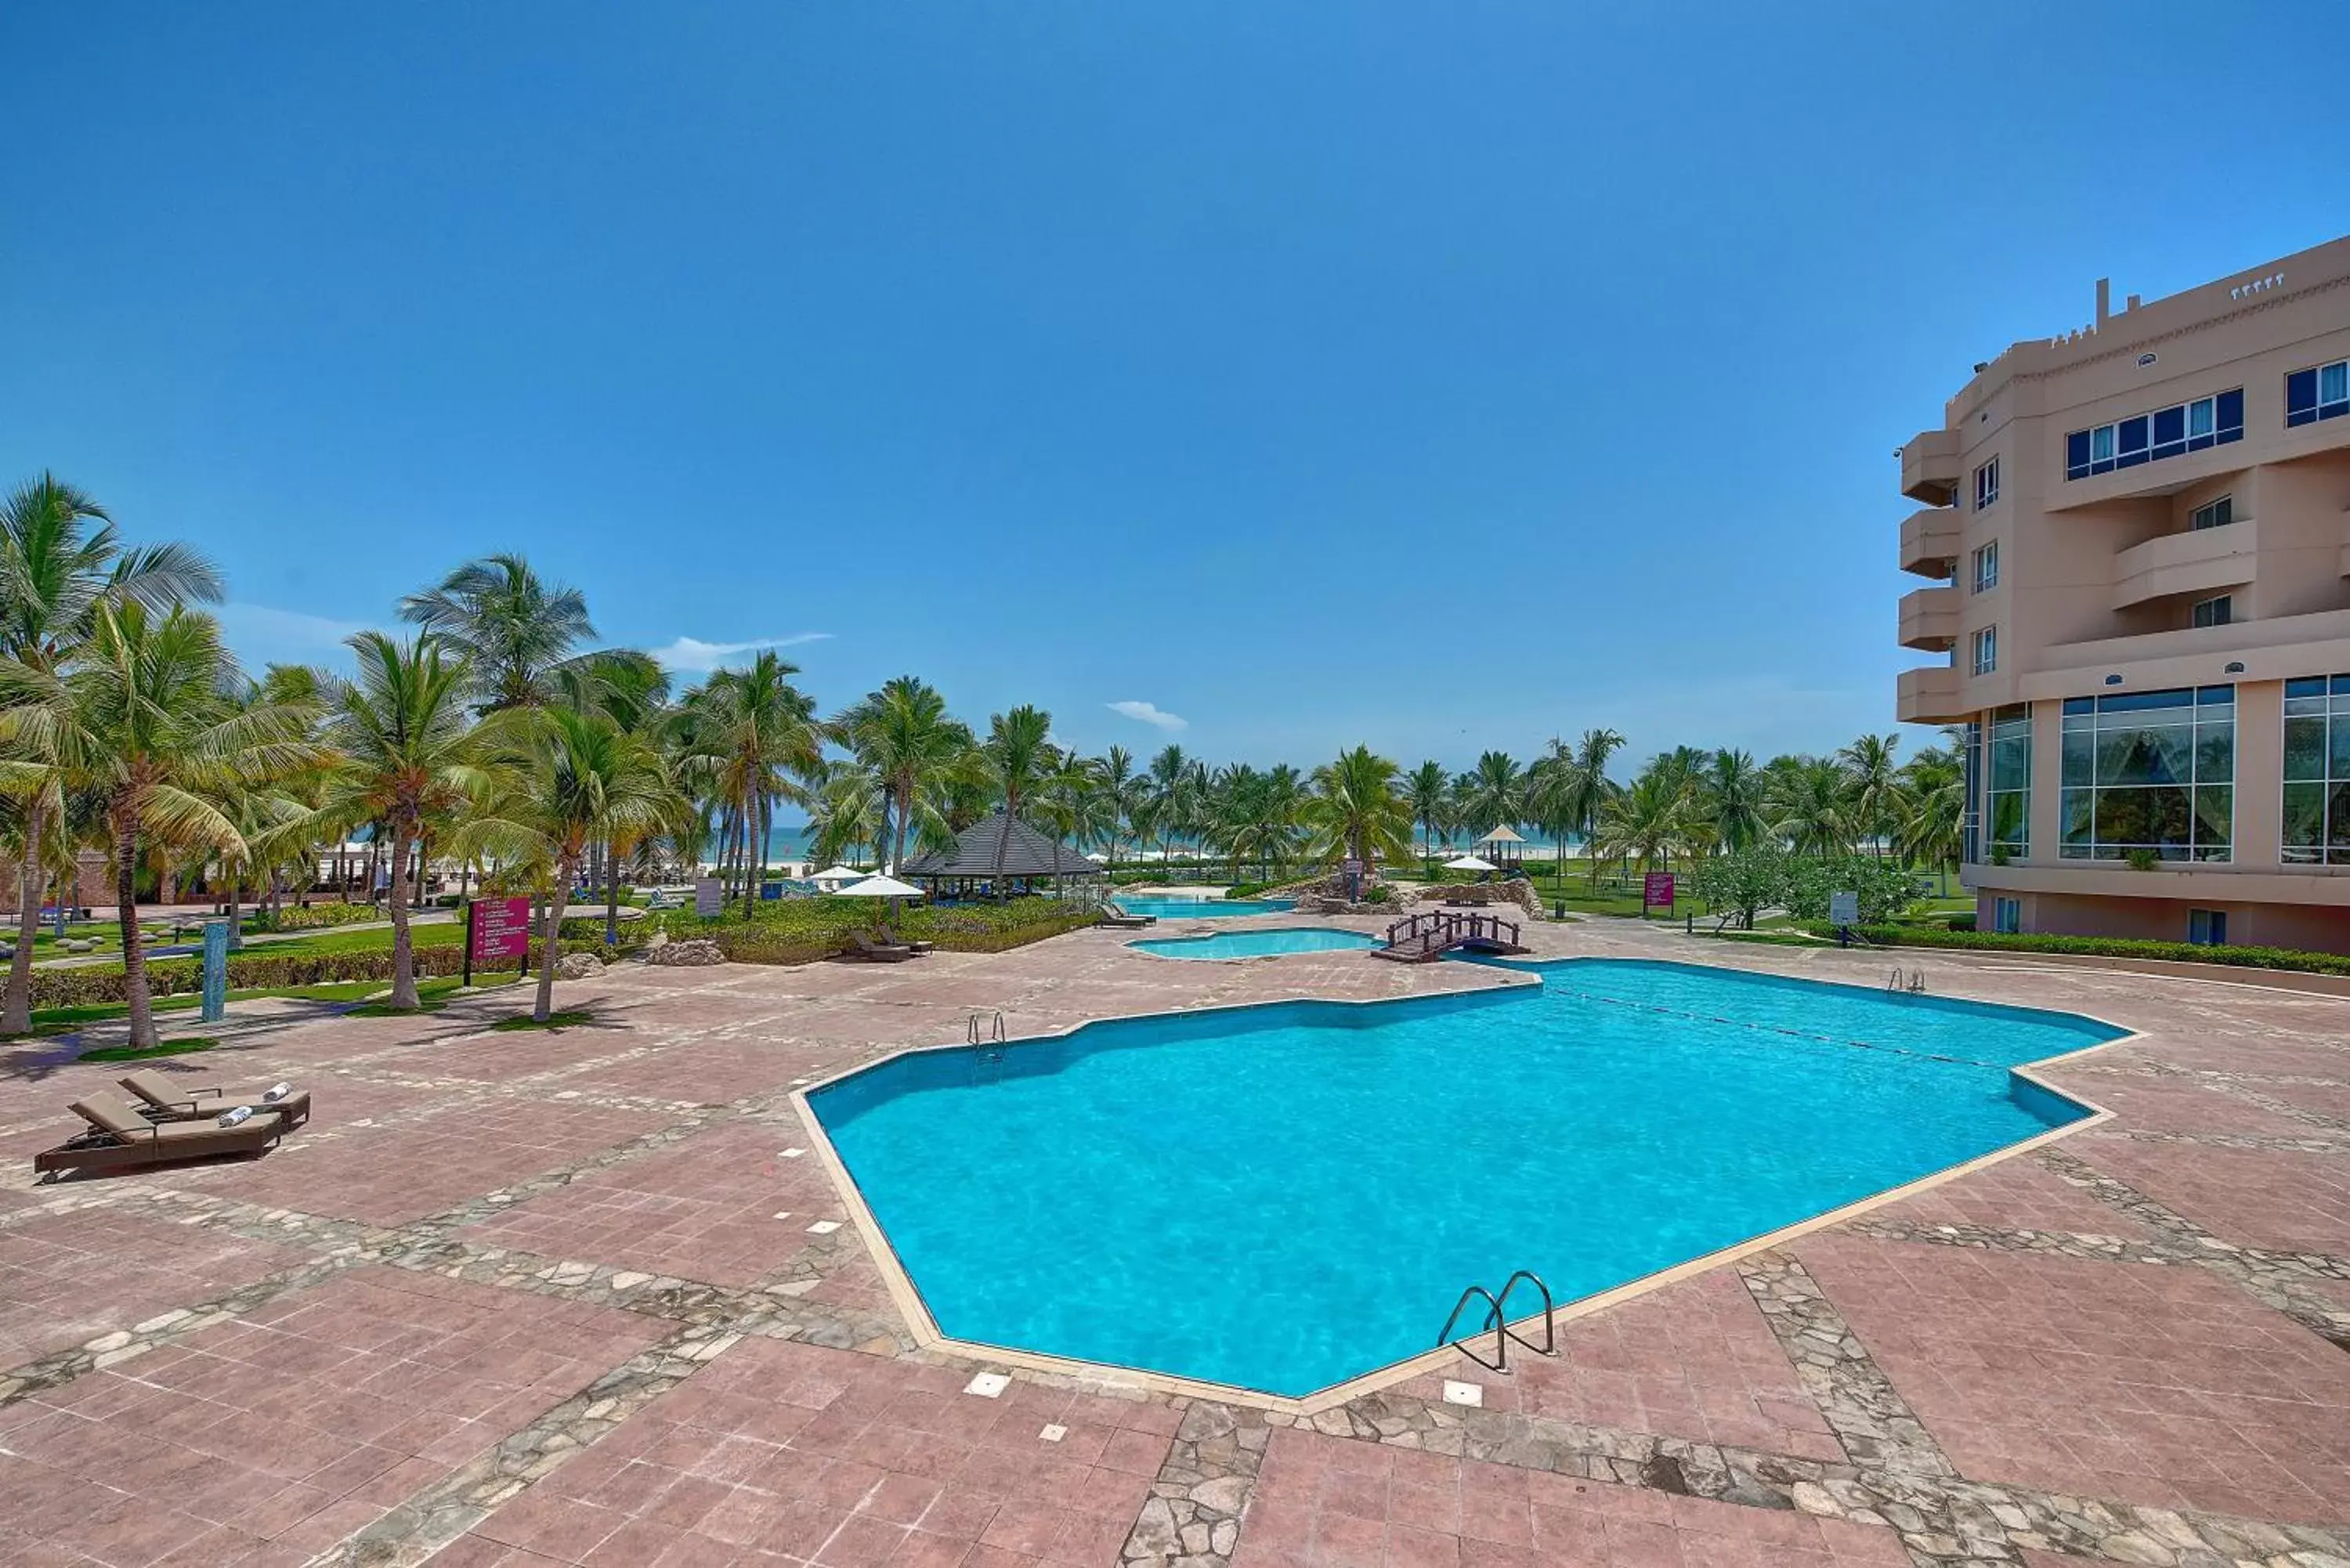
[1685,844,1791,929]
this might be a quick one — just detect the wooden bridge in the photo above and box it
[1372,909,1531,963]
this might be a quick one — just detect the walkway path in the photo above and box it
[1,916,2345,1566]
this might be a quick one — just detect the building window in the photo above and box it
[2190,494,2232,531]
[2191,594,2232,629]
[1974,456,2000,510]
[1986,703,2030,858]
[2282,674,2350,865]
[2065,388,2243,479]
[2287,359,2349,427]
[1993,897,2021,934]
[2060,685,2235,862]
[1971,626,1998,676]
[1961,720,1983,866]
[1972,541,1999,594]
[2187,909,2228,946]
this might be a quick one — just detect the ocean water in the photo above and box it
[811,958,2119,1396]
[1131,927,1383,959]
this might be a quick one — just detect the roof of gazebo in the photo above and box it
[900,813,1101,880]
[1476,825,1528,844]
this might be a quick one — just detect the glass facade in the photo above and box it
[1986,703,2030,858]
[2065,388,2242,480]
[1961,719,1982,866]
[2283,674,2350,865]
[2287,359,2348,428]
[2059,686,2235,861]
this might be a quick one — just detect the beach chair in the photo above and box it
[118,1070,311,1131]
[841,932,917,963]
[1095,902,1155,928]
[34,1091,292,1182]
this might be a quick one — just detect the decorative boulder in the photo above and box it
[555,951,606,980]
[647,938,726,967]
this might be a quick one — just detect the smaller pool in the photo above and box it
[1133,927,1379,960]
[1114,898,1296,919]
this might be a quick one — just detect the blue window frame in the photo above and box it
[2066,388,2242,480]
[2287,359,2350,428]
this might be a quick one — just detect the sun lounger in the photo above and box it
[118,1070,311,1131]
[1095,902,1155,928]
[34,1091,291,1181]
[841,932,916,963]
[879,930,935,955]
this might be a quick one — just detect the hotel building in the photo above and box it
[1895,234,2350,952]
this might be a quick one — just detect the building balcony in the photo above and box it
[1899,507,1962,578]
[1899,428,1962,506]
[2109,517,2258,611]
[1896,664,1966,724]
[2017,607,2350,701]
[1896,585,1961,651]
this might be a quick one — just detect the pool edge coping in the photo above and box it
[787,952,2137,1417]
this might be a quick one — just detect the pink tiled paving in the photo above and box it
[1231,1427,1908,1568]
[441,1335,1173,1566]
[1796,1232,2350,1523]
[0,1266,663,1568]
[461,1122,849,1288]
[2073,1138,2350,1257]
[2041,1072,2312,1137]
[548,1038,841,1104]
[0,1209,308,1366]
[1857,1147,2154,1239]
[1392,1270,1842,1462]
[143,1098,674,1227]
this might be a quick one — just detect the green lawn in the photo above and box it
[16,970,522,1037]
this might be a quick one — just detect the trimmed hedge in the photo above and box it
[694,896,1096,966]
[1802,923,2350,978]
[248,901,386,933]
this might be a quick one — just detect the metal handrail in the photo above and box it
[1436,1285,1509,1371]
[1436,1269,1557,1373]
[1492,1270,1556,1357]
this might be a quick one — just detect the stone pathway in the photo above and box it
[2,916,2348,1566]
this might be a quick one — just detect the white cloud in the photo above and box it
[214,602,373,669]
[649,632,832,673]
[1108,699,1188,732]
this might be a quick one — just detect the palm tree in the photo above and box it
[1838,733,1903,860]
[676,652,822,916]
[1098,745,1144,873]
[1303,746,1412,875]
[0,474,221,1035]
[1407,760,1450,873]
[1595,758,1705,876]
[278,633,497,1009]
[1459,752,1525,851]
[803,757,888,869]
[1556,728,1626,887]
[9,602,314,1048]
[982,705,1057,896]
[1703,748,1768,854]
[835,677,974,873]
[399,553,634,713]
[1770,756,1854,857]
[1893,744,1966,892]
[465,707,679,1023]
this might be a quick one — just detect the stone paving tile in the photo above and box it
[461,1122,848,1289]
[546,1039,842,1104]
[374,1013,642,1082]
[1389,1270,1842,1463]
[2073,1136,2350,1257]
[0,1209,310,1367]
[2041,1071,2315,1137]
[0,1265,663,1567]
[1795,1231,2350,1523]
[1230,1426,1908,1568]
[1857,1147,2157,1240]
[2142,1029,2350,1082]
[450,1334,1171,1566]
[2238,1074,2350,1125]
[133,1098,675,1228]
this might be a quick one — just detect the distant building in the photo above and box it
[0,851,112,916]
[1895,234,2350,952]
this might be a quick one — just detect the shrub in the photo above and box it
[1799,923,2350,977]
[248,901,384,933]
[1946,912,1977,931]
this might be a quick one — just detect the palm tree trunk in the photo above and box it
[225,862,243,952]
[604,837,622,947]
[387,820,418,1009]
[534,858,573,1023]
[114,811,157,1049]
[892,779,912,874]
[3,799,49,1035]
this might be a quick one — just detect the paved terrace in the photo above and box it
[2,913,2348,1568]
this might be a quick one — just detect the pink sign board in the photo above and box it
[1643,872,1676,909]
[469,897,533,963]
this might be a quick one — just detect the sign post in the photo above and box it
[465,896,532,986]
[1642,871,1676,919]
[200,920,229,1023]
[693,876,722,919]
[1828,890,1860,947]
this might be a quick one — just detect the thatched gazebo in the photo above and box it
[1473,824,1528,873]
[900,813,1106,901]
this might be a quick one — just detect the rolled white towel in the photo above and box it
[262,1082,291,1102]
[217,1105,254,1128]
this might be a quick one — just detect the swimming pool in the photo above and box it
[1132,927,1380,960]
[808,957,2120,1397]
[1113,897,1296,919]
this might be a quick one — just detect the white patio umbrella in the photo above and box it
[808,865,867,887]
[833,875,924,899]
[1444,854,1499,873]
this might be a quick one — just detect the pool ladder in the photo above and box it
[1887,967,1925,993]
[967,1010,1007,1069]
[1436,1270,1556,1374]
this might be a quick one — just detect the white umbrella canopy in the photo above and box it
[1444,854,1499,873]
[833,875,924,898]
[808,865,868,884]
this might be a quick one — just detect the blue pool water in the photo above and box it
[1112,898,1296,919]
[1133,927,1381,960]
[810,958,2119,1396]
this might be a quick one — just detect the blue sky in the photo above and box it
[5,2,2346,781]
